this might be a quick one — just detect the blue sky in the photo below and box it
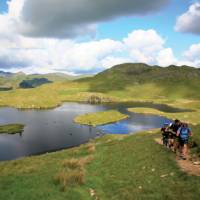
[0,0,200,74]
[97,0,199,57]
[0,0,8,13]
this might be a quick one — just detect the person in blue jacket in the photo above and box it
[177,123,192,160]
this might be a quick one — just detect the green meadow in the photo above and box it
[1,131,200,200]
[0,63,200,199]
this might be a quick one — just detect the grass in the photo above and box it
[0,124,25,134]
[54,169,85,191]
[54,147,95,191]
[74,110,129,126]
[0,132,200,200]
[1,63,200,198]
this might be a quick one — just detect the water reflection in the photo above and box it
[0,102,175,161]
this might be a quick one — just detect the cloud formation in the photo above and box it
[0,26,184,74]
[124,29,165,64]
[18,0,170,38]
[183,43,200,66]
[0,0,199,74]
[175,2,200,35]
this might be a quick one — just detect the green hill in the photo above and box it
[78,63,200,100]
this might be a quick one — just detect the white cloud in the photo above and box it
[101,57,132,69]
[183,43,200,66]
[0,34,124,73]
[157,48,177,66]
[123,29,165,64]
[175,2,200,35]
[1,24,199,74]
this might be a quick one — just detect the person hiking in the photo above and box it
[177,123,192,160]
[161,123,170,147]
[167,119,182,152]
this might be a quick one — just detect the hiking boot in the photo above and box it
[182,156,187,160]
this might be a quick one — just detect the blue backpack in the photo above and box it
[179,127,191,140]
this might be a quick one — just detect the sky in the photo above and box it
[0,0,200,75]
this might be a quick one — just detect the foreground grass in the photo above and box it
[0,132,200,200]
[0,124,24,134]
[74,110,129,126]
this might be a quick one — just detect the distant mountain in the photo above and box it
[27,73,92,82]
[0,71,13,77]
[0,70,93,89]
[19,78,52,89]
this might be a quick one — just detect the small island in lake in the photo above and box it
[0,124,25,134]
[74,110,129,126]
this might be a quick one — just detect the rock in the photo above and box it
[193,161,200,165]
[160,174,168,178]
[89,188,96,197]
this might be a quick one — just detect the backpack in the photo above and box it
[179,127,190,140]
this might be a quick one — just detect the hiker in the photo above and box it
[161,123,170,147]
[177,123,192,160]
[167,119,182,152]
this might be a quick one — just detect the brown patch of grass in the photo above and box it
[54,169,85,191]
[54,155,94,191]
[62,158,82,170]
[62,156,94,169]
[70,148,80,155]
[79,155,94,166]
[86,143,96,154]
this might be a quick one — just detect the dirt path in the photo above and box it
[154,138,200,176]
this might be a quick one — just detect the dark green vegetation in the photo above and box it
[0,86,12,91]
[0,124,25,134]
[0,131,200,200]
[19,78,52,88]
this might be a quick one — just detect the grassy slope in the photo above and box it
[79,63,200,101]
[74,110,129,126]
[1,63,200,109]
[0,132,200,200]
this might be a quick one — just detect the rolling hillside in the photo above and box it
[78,63,200,100]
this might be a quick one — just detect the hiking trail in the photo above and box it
[154,138,200,176]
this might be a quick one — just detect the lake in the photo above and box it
[0,102,178,161]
